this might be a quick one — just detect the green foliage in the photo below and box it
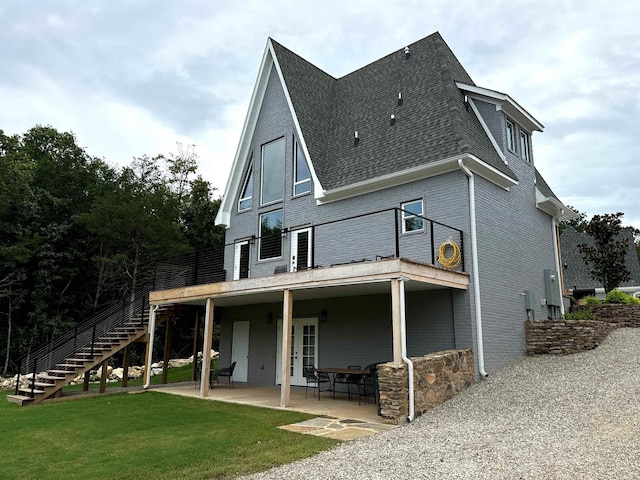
[0,391,336,479]
[0,126,224,373]
[564,310,595,320]
[578,212,631,293]
[604,289,639,305]
[583,296,602,305]
[559,205,587,234]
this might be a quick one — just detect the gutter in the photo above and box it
[143,305,159,389]
[399,276,415,422]
[458,159,488,377]
[550,216,565,316]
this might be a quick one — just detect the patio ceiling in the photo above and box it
[149,257,469,307]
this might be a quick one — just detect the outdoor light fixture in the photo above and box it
[319,309,328,323]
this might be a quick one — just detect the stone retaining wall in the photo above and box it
[377,349,474,423]
[525,319,618,355]
[575,304,640,327]
[526,305,640,355]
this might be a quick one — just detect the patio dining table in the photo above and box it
[316,367,370,401]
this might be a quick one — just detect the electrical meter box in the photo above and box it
[524,290,536,311]
[544,269,561,306]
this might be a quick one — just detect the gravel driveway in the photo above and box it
[242,328,640,479]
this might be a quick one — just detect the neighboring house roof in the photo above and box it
[271,32,517,191]
[560,226,640,290]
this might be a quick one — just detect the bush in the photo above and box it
[583,296,602,305]
[605,289,633,304]
[564,310,595,320]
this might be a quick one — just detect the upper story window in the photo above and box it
[293,140,311,196]
[238,161,253,211]
[259,209,283,260]
[261,137,285,205]
[519,130,531,162]
[401,200,425,233]
[506,119,516,152]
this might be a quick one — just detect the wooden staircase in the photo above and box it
[7,321,149,406]
[7,305,178,406]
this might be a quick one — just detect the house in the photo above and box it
[147,32,576,420]
[560,226,640,299]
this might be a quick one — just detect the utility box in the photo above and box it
[544,269,562,306]
[524,290,536,311]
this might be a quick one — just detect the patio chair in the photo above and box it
[210,361,236,389]
[358,364,380,407]
[333,365,361,401]
[303,366,332,400]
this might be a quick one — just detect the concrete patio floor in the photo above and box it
[154,382,397,440]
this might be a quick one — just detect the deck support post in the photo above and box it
[191,309,200,381]
[99,359,109,393]
[391,278,403,364]
[162,316,172,384]
[200,298,215,397]
[280,289,293,408]
[83,371,90,392]
[122,344,131,388]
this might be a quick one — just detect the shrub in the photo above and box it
[564,310,595,320]
[629,295,640,306]
[605,289,632,304]
[583,296,602,305]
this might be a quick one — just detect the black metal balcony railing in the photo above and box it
[14,208,462,378]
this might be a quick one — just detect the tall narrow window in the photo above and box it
[238,162,253,211]
[401,200,425,233]
[506,120,516,152]
[259,210,283,260]
[293,141,311,196]
[520,130,531,162]
[261,138,285,205]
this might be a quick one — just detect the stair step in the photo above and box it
[7,395,34,406]
[19,387,45,395]
[39,374,70,381]
[65,358,91,363]
[57,364,85,368]
[48,369,75,375]
[29,381,55,388]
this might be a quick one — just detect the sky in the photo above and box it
[1,0,639,228]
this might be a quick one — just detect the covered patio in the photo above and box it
[146,257,469,422]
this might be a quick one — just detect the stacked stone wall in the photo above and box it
[377,349,474,423]
[575,304,640,327]
[525,320,617,355]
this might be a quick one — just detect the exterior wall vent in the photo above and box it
[390,114,396,126]
[354,130,359,146]
[404,46,410,60]
[398,92,403,106]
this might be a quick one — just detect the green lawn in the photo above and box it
[1,389,338,479]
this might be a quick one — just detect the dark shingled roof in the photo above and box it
[271,32,517,191]
[560,226,640,290]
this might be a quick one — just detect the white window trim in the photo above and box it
[401,200,425,234]
[293,140,311,197]
[260,137,285,206]
[238,161,253,212]
[520,130,531,162]
[506,119,516,153]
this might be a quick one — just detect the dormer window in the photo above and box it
[519,130,531,162]
[261,137,285,205]
[238,161,253,211]
[506,119,516,152]
[293,140,311,196]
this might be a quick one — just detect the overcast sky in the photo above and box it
[1,0,639,228]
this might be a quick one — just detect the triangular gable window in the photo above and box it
[293,140,311,196]
[238,161,253,211]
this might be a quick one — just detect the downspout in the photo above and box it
[551,215,565,316]
[143,305,159,389]
[458,159,488,377]
[399,276,414,422]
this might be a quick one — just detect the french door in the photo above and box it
[276,317,318,386]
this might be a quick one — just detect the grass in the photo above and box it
[1,389,338,479]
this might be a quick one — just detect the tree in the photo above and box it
[578,212,631,293]
[559,205,587,234]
